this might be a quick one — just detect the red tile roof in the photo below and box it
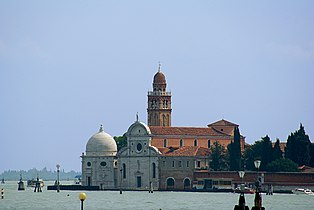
[207,119,238,127]
[149,126,228,137]
[161,146,211,157]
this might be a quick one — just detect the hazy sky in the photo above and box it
[1,0,313,173]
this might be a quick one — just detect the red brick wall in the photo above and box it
[194,171,314,185]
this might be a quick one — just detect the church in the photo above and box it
[81,65,246,190]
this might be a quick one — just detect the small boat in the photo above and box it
[234,186,255,194]
[74,175,82,185]
[27,179,44,188]
[1,178,4,184]
[292,188,314,195]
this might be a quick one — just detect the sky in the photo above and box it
[1,0,313,173]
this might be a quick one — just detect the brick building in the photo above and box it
[81,66,314,191]
[81,66,246,190]
[147,67,246,151]
[146,67,246,190]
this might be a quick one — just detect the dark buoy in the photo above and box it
[18,173,25,191]
[1,178,4,184]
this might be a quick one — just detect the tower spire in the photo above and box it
[158,61,161,72]
[148,66,172,127]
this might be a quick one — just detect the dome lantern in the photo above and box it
[85,125,117,156]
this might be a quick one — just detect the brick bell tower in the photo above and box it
[147,64,172,126]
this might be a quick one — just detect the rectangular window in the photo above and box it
[87,176,91,186]
[197,161,201,168]
[162,161,166,167]
[208,139,211,148]
[178,161,182,167]
[137,176,142,188]
[172,161,175,167]
[186,161,190,168]
[123,163,126,179]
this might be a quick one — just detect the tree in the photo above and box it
[266,158,299,172]
[285,124,311,166]
[114,133,127,151]
[261,135,274,167]
[272,138,283,160]
[210,141,228,171]
[310,143,314,167]
[243,135,273,171]
[228,127,242,171]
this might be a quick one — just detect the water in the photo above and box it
[1,181,314,210]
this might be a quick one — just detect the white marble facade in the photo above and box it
[81,125,118,189]
[81,120,160,190]
[117,120,161,190]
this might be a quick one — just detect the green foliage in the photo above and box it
[266,158,299,172]
[285,124,311,166]
[273,138,283,160]
[310,143,314,167]
[114,133,127,151]
[228,127,242,171]
[243,135,273,171]
[210,141,228,171]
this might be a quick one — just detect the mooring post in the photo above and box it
[251,160,265,210]
[234,171,249,210]
[1,188,4,199]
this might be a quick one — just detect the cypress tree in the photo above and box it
[261,135,274,168]
[309,143,314,167]
[273,138,283,160]
[228,127,242,171]
[285,124,311,166]
[211,141,227,171]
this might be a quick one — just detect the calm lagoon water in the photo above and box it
[1,181,314,210]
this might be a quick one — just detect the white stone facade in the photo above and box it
[81,126,118,189]
[81,121,161,190]
[81,155,117,189]
[117,121,161,190]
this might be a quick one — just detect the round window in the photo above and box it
[87,162,91,167]
[100,161,107,167]
[137,143,142,151]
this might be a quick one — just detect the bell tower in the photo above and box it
[147,64,172,126]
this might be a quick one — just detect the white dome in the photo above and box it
[86,125,117,156]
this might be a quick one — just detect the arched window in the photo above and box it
[162,115,166,126]
[122,163,126,179]
[163,139,167,147]
[208,139,211,148]
[180,139,183,147]
[155,113,159,125]
[152,163,156,178]
[194,139,198,146]
[184,178,191,190]
[166,177,175,190]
